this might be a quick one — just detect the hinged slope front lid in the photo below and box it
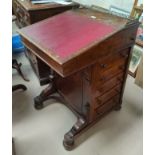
[19,10,127,76]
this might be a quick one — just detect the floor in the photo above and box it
[12,51,143,155]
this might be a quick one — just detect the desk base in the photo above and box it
[33,71,123,150]
[33,75,88,150]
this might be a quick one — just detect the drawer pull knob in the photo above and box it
[100,64,107,68]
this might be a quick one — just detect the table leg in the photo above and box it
[12,59,29,81]
[34,75,57,109]
[12,84,27,92]
[63,117,86,150]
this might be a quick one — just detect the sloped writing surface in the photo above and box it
[20,11,116,63]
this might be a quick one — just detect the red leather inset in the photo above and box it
[22,11,116,61]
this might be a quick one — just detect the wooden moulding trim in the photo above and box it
[21,36,64,77]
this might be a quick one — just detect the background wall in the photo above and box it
[73,0,143,13]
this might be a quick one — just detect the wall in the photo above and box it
[74,0,143,12]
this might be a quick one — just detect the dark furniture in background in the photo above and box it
[19,8,139,150]
[12,59,29,82]
[13,0,79,85]
[12,59,28,92]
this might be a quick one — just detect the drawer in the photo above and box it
[92,50,129,84]
[98,49,129,69]
[94,64,126,87]
[94,85,122,109]
[95,95,120,117]
[94,72,124,97]
[100,62,125,81]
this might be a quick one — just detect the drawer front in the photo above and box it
[99,60,125,80]
[94,84,122,109]
[95,95,120,118]
[94,62,126,87]
[94,72,124,97]
[92,49,129,85]
[98,49,129,70]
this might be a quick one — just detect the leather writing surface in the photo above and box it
[21,11,116,63]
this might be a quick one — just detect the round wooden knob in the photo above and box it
[100,64,107,68]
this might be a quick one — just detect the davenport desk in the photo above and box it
[13,0,79,85]
[19,8,139,150]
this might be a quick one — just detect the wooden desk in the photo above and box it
[19,8,139,150]
[13,0,79,27]
[13,0,79,85]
